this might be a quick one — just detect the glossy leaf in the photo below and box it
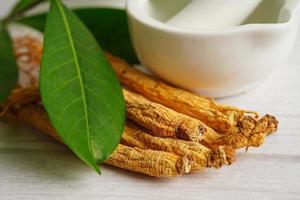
[18,8,139,63]
[40,0,126,173]
[0,22,18,103]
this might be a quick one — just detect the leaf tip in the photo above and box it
[94,165,101,175]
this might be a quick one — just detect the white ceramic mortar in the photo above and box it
[127,0,300,97]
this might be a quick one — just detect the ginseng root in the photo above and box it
[124,88,219,143]
[106,144,191,177]
[0,35,279,177]
[215,115,278,149]
[12,36,272,141]
[1,89,234,172]
[2,87,278,150]
[1,102,190,177]
[14,36,42,88]
[122,124,235,170]
[107,53,258,133]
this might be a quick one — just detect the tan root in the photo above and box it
[2,87,278,150]
[216,115,279,149]
[122,124,235,170]
[1,102,190,177]
[107,53,258,133]
[124,88,219,143]
[106,144,191,177]
[0,36,279,177]
[14,36,42,88]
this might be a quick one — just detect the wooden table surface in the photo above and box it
[1,1,300,200]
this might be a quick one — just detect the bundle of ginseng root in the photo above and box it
[0,36,278,177]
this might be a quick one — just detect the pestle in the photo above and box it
[167,0,263,29]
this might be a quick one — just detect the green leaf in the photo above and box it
[0,22,18,103]
[17,8,139,63]
[9,0,46,17]
[17,12,47,31]
[40,0,126,173]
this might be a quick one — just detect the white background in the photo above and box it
[1,1,300,200]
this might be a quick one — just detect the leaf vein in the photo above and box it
[47,77,79,104]
[55,0,95,167]
[84,86,118,120]
[65,116,86,141]
[76,52,105,70]
[46,44,70,58]
[58,96,83,122]
[43,59,73,81]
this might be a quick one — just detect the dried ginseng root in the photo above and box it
[10,37,278,150]
[0,87,40,116]
[2,88,228,173]
[1,101,190,177]
[121,124,236,170]
[2,87,278,150]
[215,115,278,149]
[14,36,42,88]
[107,53,258,133]
[123,88,220,143]
[106,144,190,177]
